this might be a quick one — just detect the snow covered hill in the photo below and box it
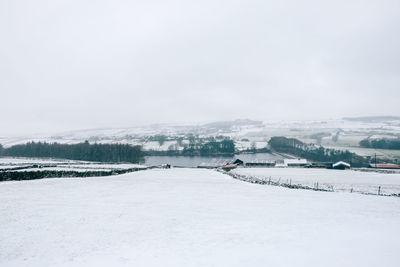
[1,168,399,267]
[2,119,400,156]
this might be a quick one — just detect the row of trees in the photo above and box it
[183,139,235,156]
[269,136,368,166]
[146,137,236,156]
[0,141,143,163]
[359,138,400,150]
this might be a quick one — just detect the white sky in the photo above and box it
[1,0,399,135]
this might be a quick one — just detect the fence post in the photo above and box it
[378,186,381,195]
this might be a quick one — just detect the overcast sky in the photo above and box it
[1,0,399,135]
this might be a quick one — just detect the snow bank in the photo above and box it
[1,168,399,267]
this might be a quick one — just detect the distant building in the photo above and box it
[221,164,237,171]
[308,162,333,168]
[232,159,244,166]
[198,159,231,169]
[332,161,351,170]
[283,159,308,167]
[369,163,399,169]
[245,160,275,167]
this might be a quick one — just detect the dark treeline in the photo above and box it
[146,139,235,156]
[0,141,143,163]
[269,136,368,166]
[359,138,400,150]
[184,139,235,156]
[240,147,272,154]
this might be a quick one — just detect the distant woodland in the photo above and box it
[359,138,400,150]
[268,136,368,166]
[146,138,236,156]
[183,139,235,156]
[0,141,143,163]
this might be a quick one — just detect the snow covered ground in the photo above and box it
[231,167,400,195]
[1,168,399,267]
[0,157,146,173]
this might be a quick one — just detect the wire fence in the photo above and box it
[218,169,400,197]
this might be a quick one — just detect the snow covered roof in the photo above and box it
[333,161,351,168]
[245,159,275,164]
[198,159,231,167]
[369,163,399,169]
[284,159,308,165]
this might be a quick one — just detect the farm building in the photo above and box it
[245,160,275,167]
[332,161,351,170]
[232,159,244,166]
[369,163,400,169]
[197,159,231,169]
[221,164,238,171]
[283,159,308,167]
[308,162,333,168]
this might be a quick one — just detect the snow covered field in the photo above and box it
[232,167,400,195]
[1,168,400,267]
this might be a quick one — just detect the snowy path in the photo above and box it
[1,168,400,267]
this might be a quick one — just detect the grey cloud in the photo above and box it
[1,0,399,135]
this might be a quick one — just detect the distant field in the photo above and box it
[231,167,400,195]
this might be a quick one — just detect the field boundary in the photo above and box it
[218,169,400,197]
[0,168,147,182]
